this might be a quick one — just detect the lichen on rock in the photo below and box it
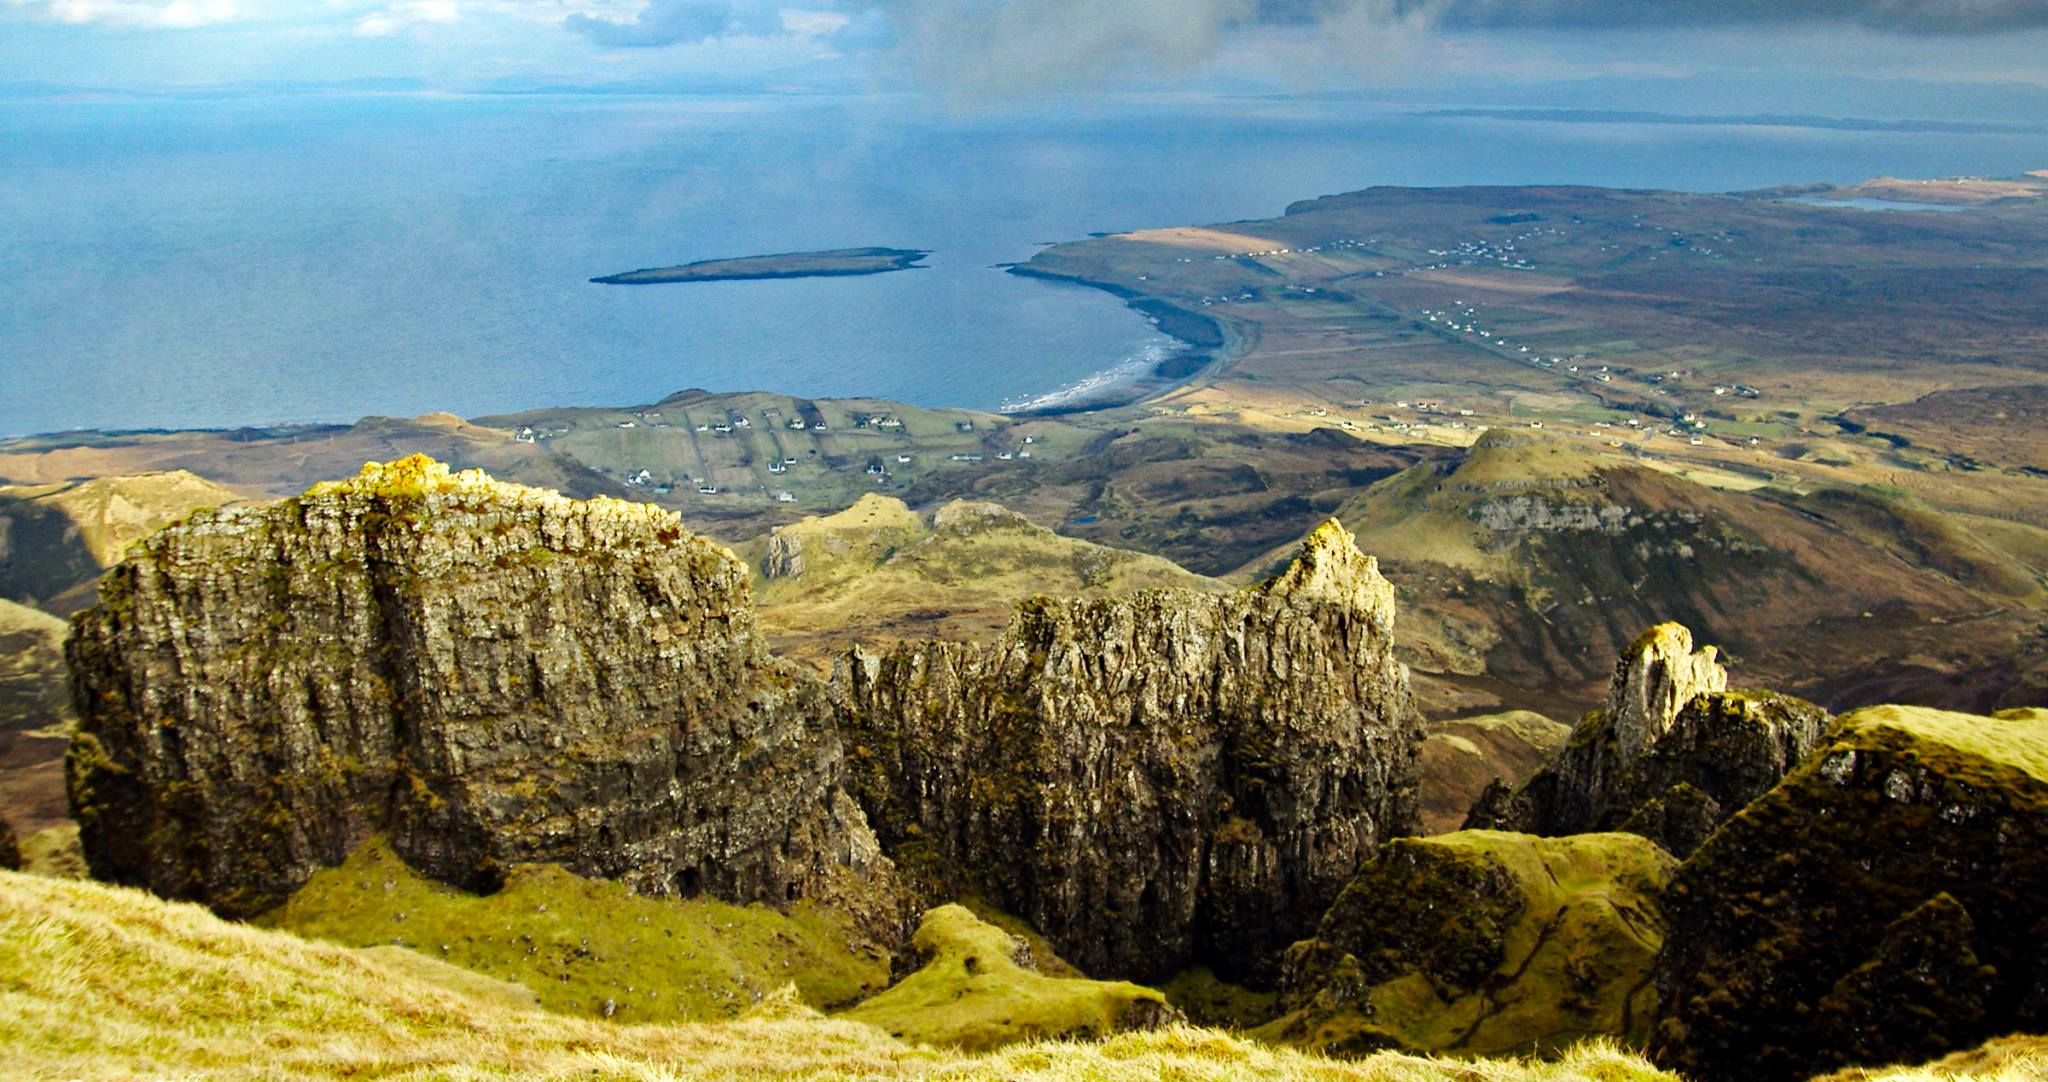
[65,455,903,932]
[831,519,1419,983]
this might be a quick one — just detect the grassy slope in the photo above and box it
[756,495,1222,664]
[1294,430,2034,711]
[1814,1035,2048,1082]
[838,904,1171,1051]
[1841,704,2048,783]
[1419,711,1572,834]
[0,598,74,837]
[0,471,244,615]
[256,838,890,1024]
[0,867,1688,1082]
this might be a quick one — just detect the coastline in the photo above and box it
[1001,263,1241,415]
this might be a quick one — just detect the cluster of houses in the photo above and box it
[563,399,1062,508]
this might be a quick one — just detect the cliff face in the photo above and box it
[1466,623,1829,857]
[831,520,1419,983]
[1651,705,2048,1082]
[66,456,898,926]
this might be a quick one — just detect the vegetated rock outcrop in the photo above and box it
[837,904,1180,1050]
[1263,830,1674,1056]
[1465,623,1829,857]
[66,456,901,928]
[831,520,1420,983]
[0,816,18,871]
[1652,705,2048,1082]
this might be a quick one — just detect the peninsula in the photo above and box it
[591,246,929,285]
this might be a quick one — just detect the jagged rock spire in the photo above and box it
[1605,623,1729,770]
[1464,621,1825,858]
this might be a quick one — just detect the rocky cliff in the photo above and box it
[1651,705,2048,1082]
[831,520,1419,983]
[66,455,899,928]
[1466,623,1829,856]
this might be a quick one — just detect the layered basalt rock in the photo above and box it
[66,456,899,927]
[831,520,1420,982]
[1465,623,1829,856]
[1651,705,2048,1082]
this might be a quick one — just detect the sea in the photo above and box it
[5,92,2048,436]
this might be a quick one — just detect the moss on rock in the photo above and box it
[836,904,1178,1051]
[1651,705,2048,1082]
[1263,830,1674,1058]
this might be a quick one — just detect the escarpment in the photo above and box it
[1465,623,1829,857]
[65,455,899,925]
[1651,705,2048,1082]
[830,520,1420,983]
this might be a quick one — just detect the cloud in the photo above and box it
[35,0,242,28]
[564,0,787,47]
[1430,0,2048,34]
[864,0,1431,94]
[353,0,457,36]
[860,0,2048,94]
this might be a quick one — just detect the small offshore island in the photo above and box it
[591,246,929,285]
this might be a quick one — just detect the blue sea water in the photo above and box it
[4,92,2048,435]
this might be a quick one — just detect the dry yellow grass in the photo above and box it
[1,868,1690,1082]
[1812,1035,2048,1082]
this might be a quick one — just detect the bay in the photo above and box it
[4,91,2046,435]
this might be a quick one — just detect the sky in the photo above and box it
[3,0,2047,114]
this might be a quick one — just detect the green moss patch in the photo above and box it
[1263,831,1674,1058]
[1162,966,1281,1029]
[256,838,889,1023]
[1840,703,2048,785]
[837,904,1176,1051]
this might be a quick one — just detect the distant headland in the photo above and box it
[590,247,929,286]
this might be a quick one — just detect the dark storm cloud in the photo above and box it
[566,0,782,48]
[1415,0,2048,34]
[854,0,2047,94]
